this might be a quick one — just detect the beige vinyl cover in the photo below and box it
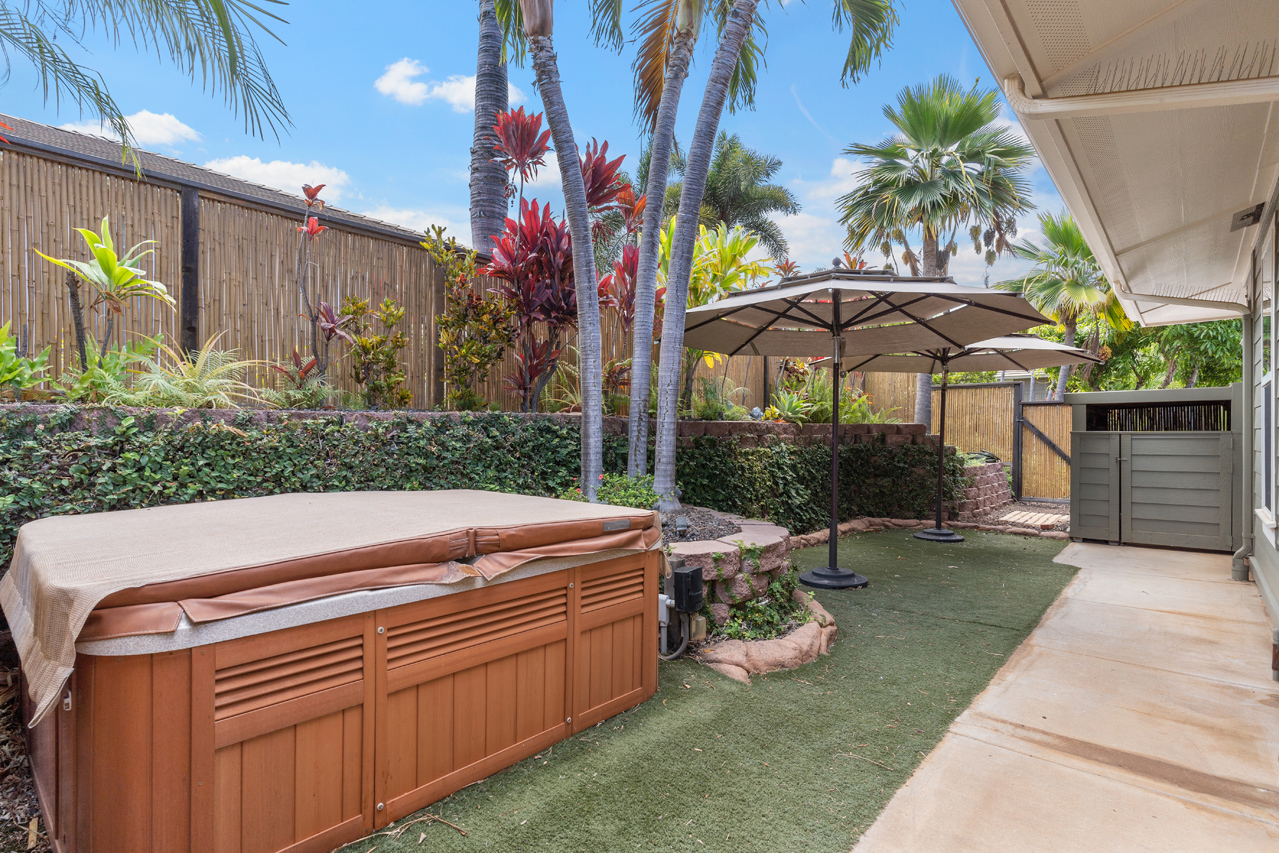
[1,490,659,724]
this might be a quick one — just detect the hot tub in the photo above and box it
[2,490,662,853]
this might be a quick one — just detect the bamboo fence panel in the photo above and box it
[197,197,442,404]
[929,384,1017,462]
[1021,402,1071,499]
[858,372,918,422]
[0,149,183,376]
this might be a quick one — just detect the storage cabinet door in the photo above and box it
[1121,432,1235,551]
[196,614,374,853]
[374,571,571,826]
[572,553,658,732]
[1071,431,1120,542]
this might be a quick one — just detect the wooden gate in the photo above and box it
[1018,402,1071,500]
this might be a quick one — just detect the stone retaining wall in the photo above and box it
[955,462,1014,520]
[668,517,793,626]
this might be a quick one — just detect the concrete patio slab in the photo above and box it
[853,542,1279,852]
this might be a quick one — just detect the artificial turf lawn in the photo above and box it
[359,531,1075,853]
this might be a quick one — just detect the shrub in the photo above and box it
[558,473,658,510]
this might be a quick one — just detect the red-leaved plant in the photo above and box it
[486,199,579,411]
[492,107,552,210]
[293,186,346,377]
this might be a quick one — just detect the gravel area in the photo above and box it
[967,500,1070,532]
[661,507,742,543]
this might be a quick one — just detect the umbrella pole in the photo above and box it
[915,359,964,543]
[801,290,869,589]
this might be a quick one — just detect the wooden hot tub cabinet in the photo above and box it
[26,551,659,853]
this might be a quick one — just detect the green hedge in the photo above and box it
[676,436,965,535]
[0,407,963,570]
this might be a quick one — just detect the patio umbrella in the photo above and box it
[682,269,1052,589]
[838,334,1101,543]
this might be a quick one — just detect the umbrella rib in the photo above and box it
[842,294,936,330]
[725,296,822,357]
[837,292,897,327]
[928,294,1047,326]
[892,304,967,350]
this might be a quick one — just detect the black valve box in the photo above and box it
[671,564,704,613]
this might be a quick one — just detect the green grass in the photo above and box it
[360,531,1075,853]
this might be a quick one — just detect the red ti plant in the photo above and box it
[486,199,579,411]
[271,347,318,389]
[773,257,800,278]
[293,184,343,377]
[579,139,627,212]
[492,107,552,213]
[599,243,638,334]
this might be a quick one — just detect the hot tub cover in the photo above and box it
[1,490,659,724]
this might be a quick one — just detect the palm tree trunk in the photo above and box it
[64,272,89,371]
[1054,320,1076,400]
[627,29,695,478]
[470,0,510,253]
[653,0,760,510]
[914,231,939,428]
[529,34,604,502]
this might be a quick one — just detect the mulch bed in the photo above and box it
[660,506,742,543]
[0,667,46,853]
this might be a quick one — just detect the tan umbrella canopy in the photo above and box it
[834,334,1100,544]
[682,270,1051,359]
[837,334,1101,375]
[682,269,1052,589]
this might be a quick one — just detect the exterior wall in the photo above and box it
[1249,208,1279,635]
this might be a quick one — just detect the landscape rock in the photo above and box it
[717,530,787,574]
[669,539,742,581]
[706,662,751,684]
[820,624,838,655]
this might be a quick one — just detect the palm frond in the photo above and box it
[831,0,897,85]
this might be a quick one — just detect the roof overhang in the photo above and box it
[951,0,1279,325]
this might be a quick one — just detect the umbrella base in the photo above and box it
[914,527,965,543]
[800,567,869,590]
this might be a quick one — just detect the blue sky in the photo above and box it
[2,0,1061,284]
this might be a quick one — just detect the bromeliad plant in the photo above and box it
[339,296,412,410]
[35,216,175,365]
[422,225,514,411]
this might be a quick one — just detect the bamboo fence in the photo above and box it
[1020,402,1071,499]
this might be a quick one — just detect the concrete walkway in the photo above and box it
[853,542,1279,852]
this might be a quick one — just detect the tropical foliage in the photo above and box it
[57,335,158,403]
[994,211,1128,399]
[0,0,288,154]
[106,336,259,408]
[339,296,412,410]
[35,216,175,356]
[0,322,50,396]
[651,0,898,508]
[423,225,514,411]
[838,73,1036,427]
[664,132,800,258]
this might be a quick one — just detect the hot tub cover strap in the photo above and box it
[0,491,658,725]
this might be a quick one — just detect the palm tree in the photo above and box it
[470,0,510,253]
[0,0,288,152]
[839,74,1035,427]
[626,0,702,478]
[497,0,608,501]
[664,132,800,259]
[651,0,897,509]
[995,211,1128,399]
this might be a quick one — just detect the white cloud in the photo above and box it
[202,156,351,203]
[375,58,525,112]
[60,110,201,147]
[361,204,472,246]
